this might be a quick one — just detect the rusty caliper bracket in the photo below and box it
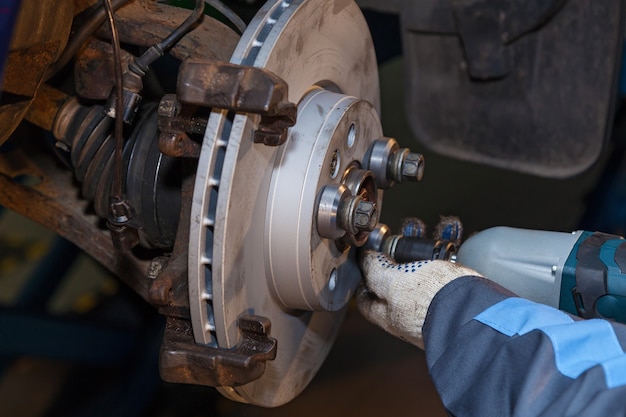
[156,61,297,159]
[176,60,297,146]
[160,315,277,387]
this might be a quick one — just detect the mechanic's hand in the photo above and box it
[357,251,481,349]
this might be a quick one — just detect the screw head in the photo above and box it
[353,200,377,232]
[158,94,180,118]
[148,256,169,279]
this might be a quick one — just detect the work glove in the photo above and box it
[357,251,481,349]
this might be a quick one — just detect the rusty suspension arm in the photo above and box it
[0,149,153,302]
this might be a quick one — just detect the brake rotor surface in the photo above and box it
[189,0,380,406]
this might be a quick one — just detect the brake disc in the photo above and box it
[189,0,381,406]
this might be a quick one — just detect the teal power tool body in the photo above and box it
[457,227,626,323]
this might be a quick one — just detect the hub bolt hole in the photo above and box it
[329,268,338,291]
[330,150,341,178]
[347,123,356,148]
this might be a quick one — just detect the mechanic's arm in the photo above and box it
[358,252,626,417]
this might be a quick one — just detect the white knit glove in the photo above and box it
[357,252,481,349]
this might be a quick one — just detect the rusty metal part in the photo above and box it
[147,256,170,280]
[3,44,58,98]
[2,0,238,146]
[24,85,72,133]
[97,1,239,63]
[158,95,208,135]
[160,315,277,387]
[177,60,297,146]
[129,0,205,78]
[0,145,152,302]
[0,0,73,145]
[148,164,195,317]
[157,95,204,158]
[159,133,202,159]
[46,0,131,80]
[74,39,133,100]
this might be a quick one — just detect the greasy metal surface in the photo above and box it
[160,315,277,387]
[189,0,379,406]
[97,1,240,63]
[177,61,296,146]
[0,145,152,301]
[0,0,73,145]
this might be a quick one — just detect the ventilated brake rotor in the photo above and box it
[189,0,381,406]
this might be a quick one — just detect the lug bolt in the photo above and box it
[316,185,379,241]
[365,138,425,188]
[339,195,378,236]
[354,200,377,231]
[400,152,424,181]
[389,148,424,183]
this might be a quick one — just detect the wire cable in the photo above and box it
[159,0,206,52]
[45,0,130,80]
[131,0,205,75]
[204,0,246,34]
[102,0,125,199]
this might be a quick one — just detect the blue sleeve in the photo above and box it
[423,276,626,417]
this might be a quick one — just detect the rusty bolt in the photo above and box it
[159,132,201,158]
[158,94,180,118]
[148,256,169,279]
[157,95,182,133]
